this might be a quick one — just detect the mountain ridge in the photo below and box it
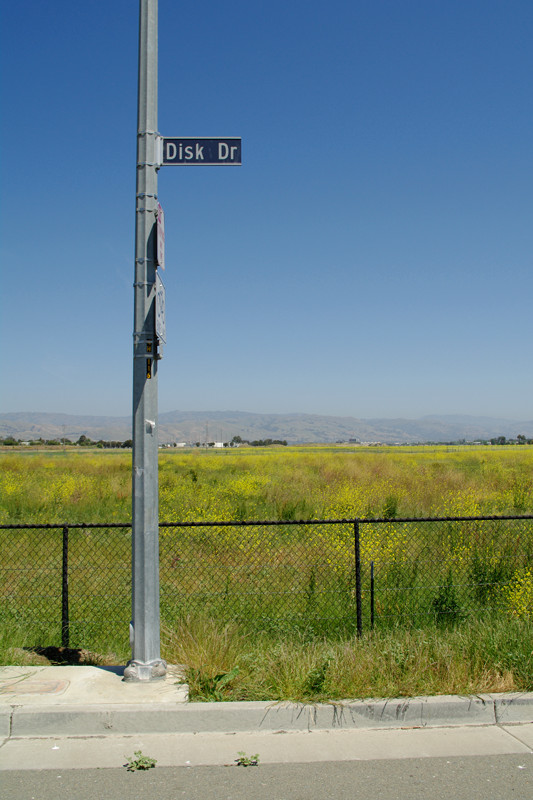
[1,410,532,444]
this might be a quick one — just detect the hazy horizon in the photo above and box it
[2,409,533,423]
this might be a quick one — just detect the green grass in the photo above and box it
[160,614,533,701]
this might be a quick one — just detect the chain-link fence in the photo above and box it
[1,515,532,653]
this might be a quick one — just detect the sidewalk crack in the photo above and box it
[496,723,533,753]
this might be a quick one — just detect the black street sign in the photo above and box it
[161,137,242,166]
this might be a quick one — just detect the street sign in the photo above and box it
[156,202,165,269]
[159,137,241,166]
[155,272,166,344]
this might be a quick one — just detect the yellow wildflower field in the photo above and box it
[2,446,532,693]
[1,444,533,523]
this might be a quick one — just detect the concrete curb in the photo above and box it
[3,693,533,738]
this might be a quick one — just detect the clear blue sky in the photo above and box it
[1,0,532,420]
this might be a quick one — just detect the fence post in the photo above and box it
[61,525,70,648]
[354,519,362,637]
[370,560,375,630]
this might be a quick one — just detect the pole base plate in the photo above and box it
[123,658,167,682]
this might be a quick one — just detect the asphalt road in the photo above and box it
[1,754,532,800]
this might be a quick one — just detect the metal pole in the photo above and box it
[61,525,69,649]
[124,0,166,681]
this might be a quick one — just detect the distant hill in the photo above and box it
[1,410,533,444]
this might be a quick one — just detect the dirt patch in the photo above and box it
[17,646,116,666]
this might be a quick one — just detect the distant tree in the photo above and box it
[250,438,287,447]
[517,434,527,445]
[122,439,133,448]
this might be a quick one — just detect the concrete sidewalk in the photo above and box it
[1,665,532,770]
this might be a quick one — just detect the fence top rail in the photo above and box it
[0,522,133,530]
[159,514,533,527]
[1,513,533,531]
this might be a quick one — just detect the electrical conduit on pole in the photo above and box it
[124,0,166,681]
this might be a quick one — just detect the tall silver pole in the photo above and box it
[124,0,166,682]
